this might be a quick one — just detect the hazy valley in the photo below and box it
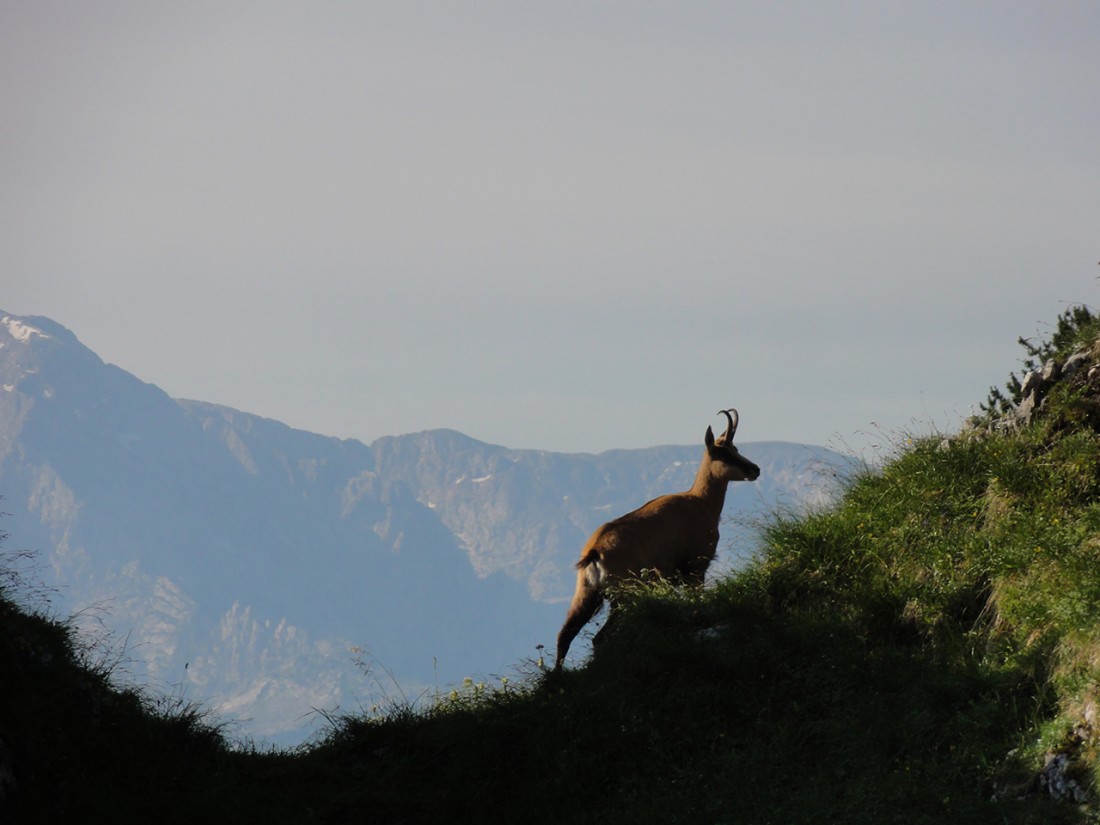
[0,311,854,744]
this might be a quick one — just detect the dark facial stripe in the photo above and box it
[713,446,760,478]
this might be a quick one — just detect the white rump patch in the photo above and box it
[584,561,607,591]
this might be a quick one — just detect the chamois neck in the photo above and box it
[688,457,729,507]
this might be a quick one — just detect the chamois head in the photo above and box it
[704,409,760,483]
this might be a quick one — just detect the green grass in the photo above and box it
[5,307,1100,823]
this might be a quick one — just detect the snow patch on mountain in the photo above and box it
[1,315,51,344]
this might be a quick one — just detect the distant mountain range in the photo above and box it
[0,311,858,744]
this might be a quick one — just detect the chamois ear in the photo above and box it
[705,425,715,450]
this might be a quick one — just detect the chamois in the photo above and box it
[554,409,760,670]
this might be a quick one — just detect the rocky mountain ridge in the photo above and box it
[0,310,855,744]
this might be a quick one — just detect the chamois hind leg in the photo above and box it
[555,568,604,670]
[591,599,620,648]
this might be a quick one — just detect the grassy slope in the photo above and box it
[6,310,1100,823]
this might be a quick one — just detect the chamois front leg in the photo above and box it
[678,550,715,586]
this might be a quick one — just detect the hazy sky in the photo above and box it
[4,2,1097,455]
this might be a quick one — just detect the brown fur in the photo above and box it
[554,411,760,669]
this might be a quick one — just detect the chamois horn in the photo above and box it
[718,408,739,442]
